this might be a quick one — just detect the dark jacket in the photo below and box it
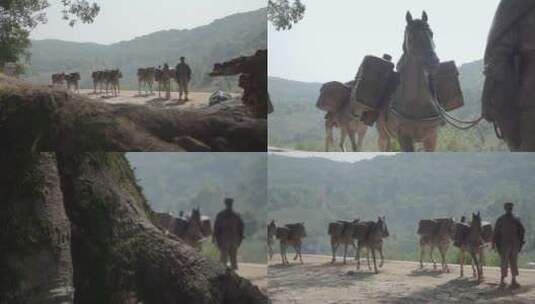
[175,62,192,81]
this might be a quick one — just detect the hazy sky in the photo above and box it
[269,152,397,163]
[31,0,266,44]
[269,0,501,83]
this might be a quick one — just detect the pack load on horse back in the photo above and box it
[315,80,369,152]
[349,11,467,151]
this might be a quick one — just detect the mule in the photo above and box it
[455,213,485,282]
[275,223,306,265]
[317,81,368,151]
[418,218,455,272]
[356,216,389,274]
[328,219,360,264]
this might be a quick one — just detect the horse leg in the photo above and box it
[331,239,337,263]
[298,243,303,264]
[372,248,378,274]
[430,246,437,270]
[379,245,384,268]
[398,134,414,152]
[356,127,366,152]
[280,241,285,264]
[348,128,358,152]
[339,129,347,152]
[367,248,372,271]
[470,251,481,281]
[440,245,449,273]
[423,133,437,152]
[356,245,361,270]
[343,243,348,264]
[325,122,334,152]
[460,249,465,277]
[420,244,425,269]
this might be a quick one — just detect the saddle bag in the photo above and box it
[353,222,371,241]
[417,219,436,236]
[433,61,464,111]
[328,222,342,236]
[316,81,351,112]
[351,55,395,111]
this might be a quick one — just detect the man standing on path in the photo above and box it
[213,198,244,270]
[176,56,192,101]
[493,202,526,289]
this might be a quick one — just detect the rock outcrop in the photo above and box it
[0,75,266,152]
[0,152,268,304]
[211,49,272,118]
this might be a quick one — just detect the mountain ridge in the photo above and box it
[25,8,267,91]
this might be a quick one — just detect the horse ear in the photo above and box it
[406,11,413,24]
[422,11,428,22]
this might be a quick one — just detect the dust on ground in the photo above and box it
[268,254,535,304]
[79,89,238,110]
[238,263,267,292]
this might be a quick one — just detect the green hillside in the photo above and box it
[268,60,508,152]
[268,153,535,266]
[127,152,267,263]
[25,8,267,91]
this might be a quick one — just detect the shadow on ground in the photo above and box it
[379,277,534,304]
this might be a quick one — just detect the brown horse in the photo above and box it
[356,216,389,273]
[275,222,306,265]
[454,213,485,281]
[137,67,156,95]
[417,218,455,272]
[65,72,80,93]
[317,81,368,151]
[154,208,211,251]
[376,11,442,152]
[328,219,360,264]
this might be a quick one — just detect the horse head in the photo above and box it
[378,216,389,238]
[402,11,439,73]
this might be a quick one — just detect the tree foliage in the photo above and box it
[268,0,306,31]
[0,0,100,67]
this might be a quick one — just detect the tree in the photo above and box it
[0,0,100,68]
[268,0,306,31]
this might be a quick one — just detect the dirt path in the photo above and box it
[268,254,535,304]
[78,89,237,110]
[238,263,267,292]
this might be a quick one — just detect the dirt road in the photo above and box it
[238,263,267,292]
[268,254,535,304]
[78,89,236,110]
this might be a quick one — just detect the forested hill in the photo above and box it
[268,153,535,265]
[268,59,505,151]
[25,8,267,91]
[126,153,267,262]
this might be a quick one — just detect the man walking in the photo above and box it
[493,202,526,288]
[213,198,244,270]
[176,56,192,101]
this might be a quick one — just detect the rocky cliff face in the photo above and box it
[0,152,268,304]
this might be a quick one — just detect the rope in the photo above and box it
[431,99,483,130]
